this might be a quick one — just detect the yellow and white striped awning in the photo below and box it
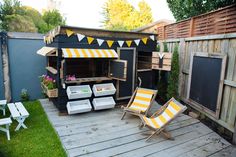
[62,48,118,58]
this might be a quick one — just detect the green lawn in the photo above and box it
[0,101,67,157]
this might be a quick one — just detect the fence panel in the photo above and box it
[159,33,236,133]
[8,33,46,101]
[157,4,236,40]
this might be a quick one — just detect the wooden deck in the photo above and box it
[39,99,236,157]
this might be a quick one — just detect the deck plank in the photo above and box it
[39,99,236,157]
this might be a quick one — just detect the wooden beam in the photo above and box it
[224,80,236,88]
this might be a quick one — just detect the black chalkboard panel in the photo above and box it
[109,60,126,80]
[189,56,222,112]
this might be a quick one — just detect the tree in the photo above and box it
[167,0,236,21]
[102,0,153,31]
[167,44,180,100]
[0,0,66,33]
[20,6,47,33]
[42,9,66,32]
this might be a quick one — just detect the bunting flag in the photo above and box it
[107,40,114,48]
[66,29,74,37]
[126,40,132,47]
[142,37,148,44]
[134,39,140,46]
[150,35,155,41]
[77,33,85,41]
[87,37,94,44]
[118,40,124,47]
[97,39,104,46]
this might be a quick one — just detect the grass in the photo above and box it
[0,101,67,157]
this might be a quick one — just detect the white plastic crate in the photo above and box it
[92,97,116,110]
[67,99,92,114]
[92,83,116,97]
[66,85,92,100]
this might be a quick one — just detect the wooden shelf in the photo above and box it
[65,77,112,84]
[46,66,57,74]
[137,69,152,72]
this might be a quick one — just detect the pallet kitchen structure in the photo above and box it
[37,26,158,111]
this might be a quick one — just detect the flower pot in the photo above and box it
[41,83,58,98]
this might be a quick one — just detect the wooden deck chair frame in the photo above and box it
[139,97,187,142]
[121,87,158,120]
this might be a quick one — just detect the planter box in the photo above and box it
[66,85,92,100]
[92,83,116,97]
[41,83,58,98]
[92,97,116,110]
[67,99,92,114]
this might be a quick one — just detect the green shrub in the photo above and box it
[20,88,30,101]
[167,43,180,100]
[156,44,160,52]
[163,42,168,52]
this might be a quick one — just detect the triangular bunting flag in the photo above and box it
[87,37,94,44]
[118,40,124,47]
[150,35,155,41]
[142,37,148,44]
[107,40,114,48]
[97,39,104,46]
[126,40,132,47]
[134,39,140,46]
[77,33,85,42]
[66,29,74,37]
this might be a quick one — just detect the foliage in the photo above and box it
[167,0,236,21]
[163,42,168,52]
[4,14,37,32]
[40,75,57,90]
[42,9,66,32]
[167,44,180,100]
[158,71,168,102]
[156,44,160,52]
[20,88,30,101]
[0,0,65,33]
[0,101,67,157]
[102,0,153,31]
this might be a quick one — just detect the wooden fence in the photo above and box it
[159,33,236,133]
[157,4,236,40]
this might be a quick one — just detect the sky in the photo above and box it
[19,0,175,29]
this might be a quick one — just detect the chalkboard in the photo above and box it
[189,56,223,112]
[109,60,127,80]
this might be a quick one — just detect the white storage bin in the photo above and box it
[67,85,92,100]
[93,83,116,97]
[92,97,116,110]
[67,99,92,114]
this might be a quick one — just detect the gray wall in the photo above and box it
[0,32,46,101]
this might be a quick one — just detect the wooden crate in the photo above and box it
[152,52,172,71]
[41,83,58,98]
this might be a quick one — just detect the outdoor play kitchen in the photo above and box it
[36,26,175,114]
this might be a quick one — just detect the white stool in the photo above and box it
[0,118,12,140]
[0,100,7,116]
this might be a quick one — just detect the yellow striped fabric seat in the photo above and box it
[129,89,154,112]
[143,101,182,129]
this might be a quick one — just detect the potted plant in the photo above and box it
[39,75,58,98]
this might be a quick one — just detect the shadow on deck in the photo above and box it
[39,99,236,157]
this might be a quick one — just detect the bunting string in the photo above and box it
[45,29,156,47]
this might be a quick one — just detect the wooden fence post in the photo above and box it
[189,18,194,37]
[233,124,236,145]
[0,32,11,102]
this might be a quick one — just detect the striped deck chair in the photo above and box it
[121,87,157,120]
[139,98,187,142]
